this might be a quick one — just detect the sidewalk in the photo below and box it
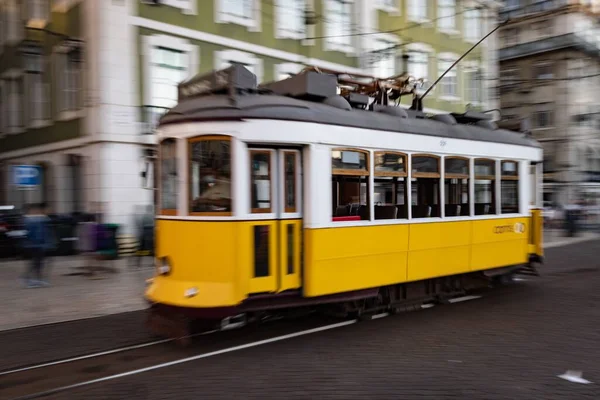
[0,255,153,332]
[0,230,598,333]
[543,229,600,248]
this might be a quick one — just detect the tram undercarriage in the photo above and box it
[146,263,537,346]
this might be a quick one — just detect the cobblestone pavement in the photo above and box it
[18,239,595,400]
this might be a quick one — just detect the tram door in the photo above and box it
[248,148,303,294]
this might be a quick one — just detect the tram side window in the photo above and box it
[501,161,520,213]
[411,155,440,218]
[474,159,495,215]
[374,151,407,219]
[189,136,232,215]
[159,138,178,215]
[444,157,470,217]
[332,149,370,221]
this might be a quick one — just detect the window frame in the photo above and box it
[158,137,179,216]
[332,147,370,177]
[444,156,470,217]
[282,150,300,214]
[331,147,370,221]
[249,149,275,214]
[500,160,520,214]
[437,0,456,32]
[374,151,408,220]
[474,157,496,215]
[274,0,306,40]
[411,153,441,178]
[324,0,354,53]
[408,0,428,22]
[215,0,261,31]
[410,154,441,219]
[188,135,233,217]
[463,8,481,42]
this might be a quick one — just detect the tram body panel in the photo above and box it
[303,224,410,297]
[469,217,529,272]
[302,216,530,298]
[148,219,242,308]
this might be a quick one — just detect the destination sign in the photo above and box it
[178,64,257,101]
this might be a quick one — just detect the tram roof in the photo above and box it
[158,65,541,149]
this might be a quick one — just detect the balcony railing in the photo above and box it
[499,33,600,61]
[499,0,568,20]
[139,105,170,135]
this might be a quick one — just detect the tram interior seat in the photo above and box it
[335,205,349,217]
[475,204,491,215]
[460,203,470,216]
[374,205,398,220]
[445,204,461,217]
[396,204,408,219]
[412,205,432,218]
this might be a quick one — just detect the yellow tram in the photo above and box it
[145,65,544,340]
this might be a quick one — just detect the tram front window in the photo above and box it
[189,136,232,215]
[331,149,370,221]
[159,138,178,215]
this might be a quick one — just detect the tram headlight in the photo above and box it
[156,257,171,276]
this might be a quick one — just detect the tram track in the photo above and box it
[0,314,352,400]
[1,293,490,400]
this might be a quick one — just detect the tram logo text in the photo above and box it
[493,223,525,234]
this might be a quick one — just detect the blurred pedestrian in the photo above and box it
[20,203,53,288]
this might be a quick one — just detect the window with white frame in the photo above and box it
[372,39,395,78]
[438,0,456,31]
[407,51,429,82]
[275,0,305,39]
[215,49,263,83]
[438,58,457,98]
[25,50,49,123]
[464,9,480,41]
[56,49,82,113]
[408,0,427,21]
[325,0,353,51]
[464,69,481,103]
[275,63,303,81]
[150,46,188,123]
[216,0,259,30]
[6,76,25,131]
[534,61,553,80]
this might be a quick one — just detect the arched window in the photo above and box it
[331,148,370,221]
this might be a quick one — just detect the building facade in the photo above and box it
[498,0,600,206]
[0,0,500,235]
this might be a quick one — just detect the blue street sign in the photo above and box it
[12,165,42,187]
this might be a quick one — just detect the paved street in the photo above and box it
[0,238,597,399]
